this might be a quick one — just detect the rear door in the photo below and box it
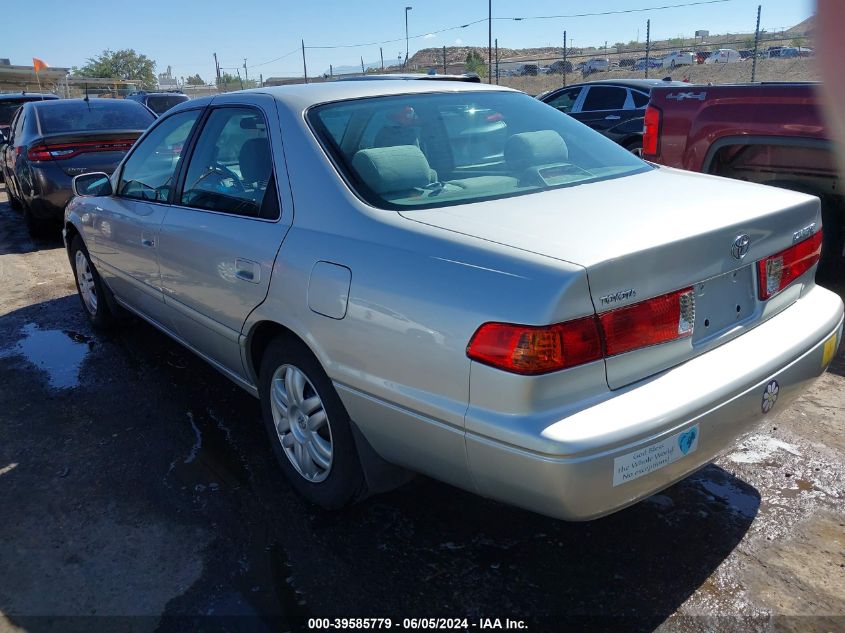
[156,93,291,380]
[542,86,584,115]
[570,85,632,134]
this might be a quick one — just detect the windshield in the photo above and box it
[308,91,650,210]
[36,100,155,134]
[146,95,189,115]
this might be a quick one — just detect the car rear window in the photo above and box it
[146,95,189,115]
[35,100,155,134]
[308,91,650,210]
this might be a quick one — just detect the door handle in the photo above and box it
[605,115,621,120]
[235,258,260,284]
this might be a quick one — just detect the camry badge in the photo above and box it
[731,234,751,260]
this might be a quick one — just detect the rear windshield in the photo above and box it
[36,100,154,134]
[308,91,650,210]
[146,94,189,115]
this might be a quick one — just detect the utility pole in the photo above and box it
[645,19,651,78]
[443,45,446,73]
[380,47,384,71]
[330,64,333,77]
[563,31,567,87]
[751,4,761,82]
[488,0,492,83]
[213,52,220,81]
[301,39,308,84]
[243,58,248,82]
[405,6,413,69]
[259,73,263,87]
[361,56,365,74]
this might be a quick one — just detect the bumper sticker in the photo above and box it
[822,332,838,368]
[612,424,700,487]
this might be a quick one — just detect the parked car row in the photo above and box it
[57,79,841,522]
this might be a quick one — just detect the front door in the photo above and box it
[89,108,202,326]
[156,95,291,380]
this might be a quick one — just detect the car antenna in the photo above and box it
[84,83,89,102]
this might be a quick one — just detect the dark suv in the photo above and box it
[125,91,189,116]
[0,93,60,181]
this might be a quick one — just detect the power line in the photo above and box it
[304,18,488,49]
[497,0,735,22]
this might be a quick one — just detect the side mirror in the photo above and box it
[72,172,113,197]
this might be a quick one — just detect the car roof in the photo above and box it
[0,92,59,102]
[26,97,146,109]
[335,73,481,83]
[235,80,516,111]
[548,78,690,91]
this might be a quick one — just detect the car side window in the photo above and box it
[546,88,582,113]
[631,90,649,109]
[581,87,627,112]
[117,110,200,202]
[180,107,278,219]
[11,109,25,141]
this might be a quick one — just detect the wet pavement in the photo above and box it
[0,189,843,633]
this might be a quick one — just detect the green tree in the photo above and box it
[216,72,257,91]
[73,49,157,90]
[465,50,487,77]
[185,73,205,86]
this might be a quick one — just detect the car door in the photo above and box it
[4,107,26,200]
[88,108,203,327]
[156,93,291,381]
[568,85,631,134]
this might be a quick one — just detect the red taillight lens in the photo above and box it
[756,231,822,300]
[467,316,603,375]
[27,139,136,162]
[642,105,661,156]
[599,288,695,357]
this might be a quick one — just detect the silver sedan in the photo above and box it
[64,81,843,520]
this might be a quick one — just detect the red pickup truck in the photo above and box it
[642,82,843,267]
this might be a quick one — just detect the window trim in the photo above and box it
[114,106,207,207]
[171,103,282,223]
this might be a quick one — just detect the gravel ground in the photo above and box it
[0,187,843,633]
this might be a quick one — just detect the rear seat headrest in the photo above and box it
[505,130,569,172]
[351,145,436,195]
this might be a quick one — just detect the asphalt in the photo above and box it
[0,189,843,633]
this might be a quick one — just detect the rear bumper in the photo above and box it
[29,165,73,220]
[466,285,843,520]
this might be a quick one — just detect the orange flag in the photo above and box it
[32,58,48,72]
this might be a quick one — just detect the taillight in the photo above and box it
[466,316,603,375]
[756,231,822,300]
[599,288,695,357]
[27,139,136,162]
[643,105,661,156]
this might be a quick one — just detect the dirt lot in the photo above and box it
[0,187,843,633]
[498,57,820,95]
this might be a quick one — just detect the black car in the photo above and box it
[0,92,59,181]
[0,98,154,235]
[125,90,189,116]
[536,79,687,155]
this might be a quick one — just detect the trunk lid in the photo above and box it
[30,130,142,177]
[400,167,821,387]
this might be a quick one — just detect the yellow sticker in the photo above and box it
[822,333,838,368]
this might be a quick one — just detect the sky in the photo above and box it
[5,0,815,81]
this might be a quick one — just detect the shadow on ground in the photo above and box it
[0,191,64,256]
[0,295,761,633]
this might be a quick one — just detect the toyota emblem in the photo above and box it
[731,234,751,260]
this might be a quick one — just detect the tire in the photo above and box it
[625,138,644,158]
[259,336,366,509]
[6,186,22,211]
[23,205,51,237]
[70,235,117,329]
